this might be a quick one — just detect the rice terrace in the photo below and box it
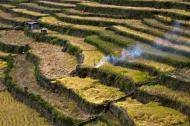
[0,0,190,126]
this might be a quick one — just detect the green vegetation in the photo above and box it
[115,98,189,126]
[143,19,190,38]
[85,35,121,55]
[0,30,77,79]
[7,0,28,4]
[139,84,190,117]
[77,2,190,19]
[87,0,190,9]
[155,15,190,27]
[100,63,155,84]
[56,77,125,104]
[0,60,51,126]
[128,58,176,73]
[34,29,104,67]
[39,16,104,36]
[0,23,12,29]
[11,8,48,18]
[37,1,76,8]
[1,0,190,125]
[19,3,61,13]
[55,13,126,26]
[0,10,31,24]
[85,112,122,126]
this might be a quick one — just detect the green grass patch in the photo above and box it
[124,20,190,47]
[115,98,189,126]
[39,16,104,36]
[7,0,28,3]
[11,8,48,17]
[19,3,61,13]
[143,19,190,38]
[128,58,176,73]
[155,15,190,27]
[100,63,155,84]
[77,2,190,19]
[37,1,76,8]
[55,13,126,26]
[56,77,126,105]
[85,35,121,56]
[140,84,190,108]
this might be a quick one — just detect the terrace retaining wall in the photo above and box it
[4,56,76,126]
[26,51,105,114]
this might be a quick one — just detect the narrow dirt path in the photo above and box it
[11,55,92,120]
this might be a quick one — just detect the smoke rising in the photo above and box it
[95,21,190,68]
[155,21,190,46]
[95,46,142,68]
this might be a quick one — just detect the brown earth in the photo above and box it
[0,30,77,79]
[11,55,92,120]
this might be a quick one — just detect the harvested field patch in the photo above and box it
[11,55,91,121]
[39,30,104,67]
[0,30,77,79]
[1,0,190,125]
[30,43,77,79]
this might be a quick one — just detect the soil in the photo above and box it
[30,42,77,79]
[11,55,92,120]
[0,30,77,79]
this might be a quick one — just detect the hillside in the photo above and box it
[0,0,190,126]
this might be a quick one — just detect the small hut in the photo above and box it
[25,21,40,30]
[41,27,48,34]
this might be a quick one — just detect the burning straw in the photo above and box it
[96,46,143,68]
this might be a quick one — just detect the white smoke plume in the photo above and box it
[156,21,190,46]
[96,22,188,68]
[95,46,142,68]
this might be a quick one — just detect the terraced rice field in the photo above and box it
[0,0,190,126]
[11,55,91,121]
[0,91,52,126]
[0,30,77,79]
[0,60,51,126]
